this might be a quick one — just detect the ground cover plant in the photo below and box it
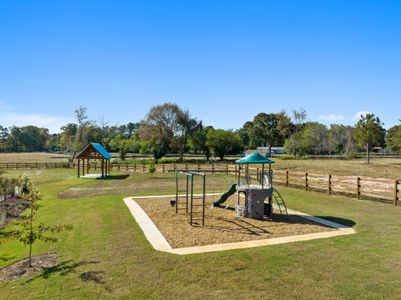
[0,169,401,298]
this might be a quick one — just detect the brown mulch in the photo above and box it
[0,253,58,282]
[0,197,31,229]
[135,195,336,248]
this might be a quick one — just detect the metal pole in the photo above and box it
[190,175,194,225]
[175,172,178,214]
[202,175,206,225]
[186,174,189,213]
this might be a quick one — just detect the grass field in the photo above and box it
[1,168,401,299]
[0,152,71,163]
[273,157,401,179]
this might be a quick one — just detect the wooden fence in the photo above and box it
[0,162,70,169]
[1,161,400,205]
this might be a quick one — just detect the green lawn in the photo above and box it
[1,169,401,299]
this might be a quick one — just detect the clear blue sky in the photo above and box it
[0,0,400,132]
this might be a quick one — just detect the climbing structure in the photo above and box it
[175,171,206,226]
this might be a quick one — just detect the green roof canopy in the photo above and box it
[235,152,275,164]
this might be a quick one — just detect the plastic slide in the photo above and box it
[212,183,237,207]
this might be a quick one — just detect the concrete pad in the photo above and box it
[124,195,356,255]
[80,174,105,179]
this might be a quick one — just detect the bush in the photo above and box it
[149,162,156,173]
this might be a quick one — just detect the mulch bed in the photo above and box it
[0,253,58,282]
[0,196,31,229]
[135,195,336,248]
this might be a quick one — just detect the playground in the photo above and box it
[123,153,354,253]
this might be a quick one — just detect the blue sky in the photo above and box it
[0,0,400,132]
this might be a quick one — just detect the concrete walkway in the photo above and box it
[124,195,356,255]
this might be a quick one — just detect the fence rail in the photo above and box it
[1,161,400,205]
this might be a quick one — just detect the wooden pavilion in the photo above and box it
[75,143,112,178]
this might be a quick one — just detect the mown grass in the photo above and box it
[1,169,401,299]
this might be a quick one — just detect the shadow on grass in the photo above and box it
[0,254,16,262]
[315,216,356,227]
[97,174,130,180]
[25,259,109,289]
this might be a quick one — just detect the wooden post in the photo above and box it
[305,172,308,191]
[328,174,332,195]
[173,164,176,172]
[134,164,136,172]
[226,164,229,175]
[395,180,399,206]
[357,177,361,199]
[82,160,85,176]
[87,159,90,174]
[286,170,289,187]
[185,163,188,171]
[77,159,80,178]
[212,164,215,174]
[162,164,165,173]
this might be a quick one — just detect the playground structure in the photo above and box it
[213,152,288,220]
[174,171,206,226]
[171,152,288,225]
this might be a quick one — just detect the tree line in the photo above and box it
[0,103,399,162]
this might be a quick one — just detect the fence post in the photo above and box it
[212,164,215,174]
[328,174,332,195]
[305,172,308,191]
[357,177,361,199]
[286,170,289,187]
[134,164,136,172]
[173,164,176,172]
[162,164,165,173]
[395,180,399,206]
[226,164,229,175]
[185,163,188,171]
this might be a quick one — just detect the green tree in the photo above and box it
[206,129,243,160]
[386,124,401,151]
[190,124,212,161]
[353,113,385,163]
[291,108,307,157]
[328,124,348,154]
[139,103,198,161]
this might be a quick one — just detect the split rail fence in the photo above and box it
[1,161,399,205]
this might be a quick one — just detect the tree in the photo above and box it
[0,126,9,152]
[189,123,212,161]
[386,124,401,151]
[11,177,72,267]
[291,109,307,157]
[74,106,90,152]
[139,103,198,161]
[206,129,243,160]
[109,134,134,160]
[328,124,348,154]
[284,122,328,155]
[353,113,385,163]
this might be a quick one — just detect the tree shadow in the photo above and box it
[97,174,130,180]
[25,260,99,282]
[0,254,16,262]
